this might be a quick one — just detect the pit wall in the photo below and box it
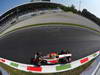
[0,51,99,73]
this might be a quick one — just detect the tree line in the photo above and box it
[59,5,100,26]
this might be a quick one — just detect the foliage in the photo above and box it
[81,9,100,26]
[60,5,100,26]
[59,4,78,13]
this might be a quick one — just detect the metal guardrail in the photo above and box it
[92,56,100,75]
[81,55,100,75]
[94,63,100,75]
[0,67,9,75]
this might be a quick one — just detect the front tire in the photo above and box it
[58,57,68,64]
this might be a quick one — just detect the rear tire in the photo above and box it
[41,60,47,65]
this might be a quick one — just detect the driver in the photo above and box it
[49,52,58,58]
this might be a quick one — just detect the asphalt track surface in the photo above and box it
[0,25,100,64]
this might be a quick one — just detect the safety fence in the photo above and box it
[0,51,100,73]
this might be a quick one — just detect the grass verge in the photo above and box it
[0,59,94,75]
[0,22,100,36]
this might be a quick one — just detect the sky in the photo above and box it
[0,0,100,18]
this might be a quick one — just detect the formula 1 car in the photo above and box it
[43,53,72,64]
[31,52,72,66]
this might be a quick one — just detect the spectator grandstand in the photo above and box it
[0,2,64,32]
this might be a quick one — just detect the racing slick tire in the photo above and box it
[58,57,68,64]
[41,60,47,65]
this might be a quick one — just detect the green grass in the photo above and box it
[0,59,94,75]
[1,22,100,36]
